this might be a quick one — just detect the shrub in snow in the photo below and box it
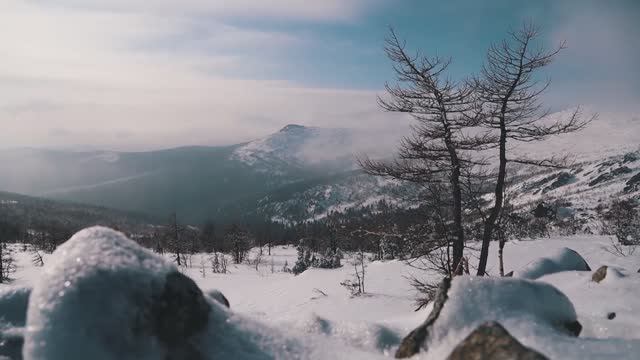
[292,242,312,275]
[293,240,342,275]
[380,236,402,260]
[600,199,640,246]
[209,252,228,274]
[340,250,366,296]
[0,244,16,283]
[517,247,591,280]
[316,248,341,269]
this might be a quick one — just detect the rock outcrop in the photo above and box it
[446,322,548,360]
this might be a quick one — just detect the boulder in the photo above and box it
[206,289,230,308]
[23,226,213,360]
[517,247,591,280]
[607,312,616,320]
[446,321,548,360]
[592,265,608,283]
[395,276,580,359]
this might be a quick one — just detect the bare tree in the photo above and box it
[224,223,251,264]
[166,213,186,266]
[475,23,594,275]
[360,28,491,273]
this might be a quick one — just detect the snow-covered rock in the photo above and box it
[23,226,214,360]
[517,247,591,280]
[399,276,582,359]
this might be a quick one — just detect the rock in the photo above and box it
[206,289,230,308]
[564,320,582,337]
[23,226,212,360]
[0,286,31,326]
[395,277,451,358]
[446,322,548,360]
[397,276,580,358]
[517,247,591,280]
[592,265,608,283]
[504,271,514,277]
[624,173,640,192]
[607,312,616,320]
[0,328,24,360]
[150,271,211,358]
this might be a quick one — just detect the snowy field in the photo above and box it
[1,231,639,359]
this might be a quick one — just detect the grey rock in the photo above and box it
[446,321,548,360]
[564,320,582,337]
[149,272,211,359]
[206,289,230,308]
[592,265,608,283]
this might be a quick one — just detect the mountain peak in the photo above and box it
[279,124,308,133]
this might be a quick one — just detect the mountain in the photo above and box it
[0,113,638,225]
[0,125,373,223]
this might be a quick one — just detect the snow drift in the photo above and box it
[517,247,591,279]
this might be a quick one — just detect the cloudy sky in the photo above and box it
[1,0,638,150]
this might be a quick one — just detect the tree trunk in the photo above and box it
[477,121,507,276]
[498,239,505,277]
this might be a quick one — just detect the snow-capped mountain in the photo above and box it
[0,112,637,224]
[231,124,356,171]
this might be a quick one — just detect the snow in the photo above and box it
[517,247,591,279]
[1,232,639,359]
[23,226,177,359]
[423,276,580,359]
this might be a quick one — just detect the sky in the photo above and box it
[1,0,639,151]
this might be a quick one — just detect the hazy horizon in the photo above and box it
[2,0,639,151]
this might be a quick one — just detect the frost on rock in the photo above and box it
[517,247,591,280]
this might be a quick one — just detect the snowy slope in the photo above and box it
[3,234,640,359]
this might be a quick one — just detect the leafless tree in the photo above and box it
[474,23,594,275]
[360,28,492,274]
[166,213,187,267]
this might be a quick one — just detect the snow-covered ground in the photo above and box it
[2,234,640,358]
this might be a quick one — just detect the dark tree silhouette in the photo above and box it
[360,28,491,273]
[475,23,594,275]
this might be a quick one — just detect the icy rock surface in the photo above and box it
[517,247,591,280]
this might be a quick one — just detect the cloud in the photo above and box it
[0,0,397,150]
[546,1,640,112]
[26,0,377,22]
